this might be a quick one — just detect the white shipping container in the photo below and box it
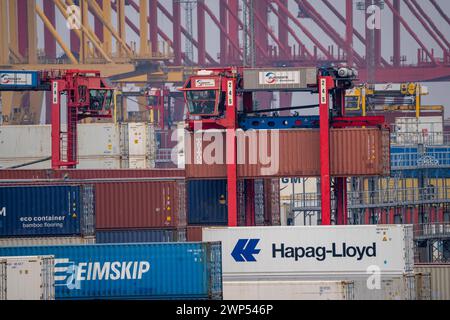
[0,237,96,247]
[415,264,450,300]
[0,260,5,300]
[0,125,51,159]
[202,225,414,280]
[77,123,121,156]
[0,158,51,169]
[395,116,444,145]
[127,123,148,156]
[76,156,122,169]
[0,256,55,300]
[223,280,355,300]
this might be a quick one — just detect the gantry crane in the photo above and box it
[0,70,114,169]
[180,66,387,226]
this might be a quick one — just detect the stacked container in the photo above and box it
[0,256,55,300]
[186,179,280,237]
[0,185,95,245]
[0,259,5,300]
[203,225,421,300]
[0,243,222,300]
[94,179,187,243]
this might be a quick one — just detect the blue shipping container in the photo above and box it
[0,185,94,237]
[96,229,186,243]
[188,180,227,225]
[0,242,222,300]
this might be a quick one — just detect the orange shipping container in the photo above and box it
[185,128,390,178]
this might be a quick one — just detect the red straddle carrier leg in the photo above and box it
[319,76,334,225]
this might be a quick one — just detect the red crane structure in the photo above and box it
[0,69,114,169]
[181,66,386,226]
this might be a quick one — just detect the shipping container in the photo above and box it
[185,128,390,178]
[0,237,95,247]
[0,125,51,159]
[415,264,450,300]
[0,260,5,300]
[77,124,121,157]
[243,68,317,90]
[223,280,355,300]
[0,256,55,300]
[0,185,94,238]
[414,272,432,300]
[0,243,222,300]
[0,169,185,181]
[187,226,204,242]
[188,180,228,225]
[96,229,186,243]
[203,225,414,280]
[95,180,186,229]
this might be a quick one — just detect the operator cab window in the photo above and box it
[187,90,218,116]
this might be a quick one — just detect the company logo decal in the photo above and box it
[0,74,11,84]
[54,258,151,290]
[264,72,276,84]
[232,239,261,262]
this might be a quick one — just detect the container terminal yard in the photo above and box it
[0,0,449,302]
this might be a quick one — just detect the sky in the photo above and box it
[32,0,450,118]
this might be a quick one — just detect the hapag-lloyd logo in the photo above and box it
[171,122,280,175]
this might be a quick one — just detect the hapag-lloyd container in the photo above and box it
[0,243,222,300]
[185,128,390,178]
[223,280,355,300]
[0,185,94,237]
[0,256,55,300]
[202,225,414,280]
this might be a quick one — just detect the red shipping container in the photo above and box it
[95,180,186,229]
[185,128,390,178]
[0,169,185,180]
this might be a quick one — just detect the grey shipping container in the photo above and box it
[415,264,450,300]
[0,237,96,247]
[0,260,5,300]
[0,185,94,238]
[96,229,187,243]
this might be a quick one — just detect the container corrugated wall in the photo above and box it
[95,180,186,229]
[185,128,390,178]
[415,264,450,300]
[188,180,228,225]
[0,185,94,237]
[0,169,185,181]
[0,237,96,247]
[96,229,186,243]
[0,243,222,300]
[0,260,5,300]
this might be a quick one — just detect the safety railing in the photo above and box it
[391,132,449,146]
[155,148,174,163]
[390,150,450,169]
[414,223,450,239]
[347,186,450,208]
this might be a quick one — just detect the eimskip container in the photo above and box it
[0,185,94,237]
[202,225,414,280]
[0,242,222,300]
[0,256,55,300]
